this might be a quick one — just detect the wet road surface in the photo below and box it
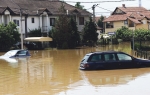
[0,42,150,95]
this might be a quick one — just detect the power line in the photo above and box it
[96,6,112,12]
[64,0,135,3]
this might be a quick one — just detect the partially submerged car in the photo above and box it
[79,51,150,70]
[0,50,31,63]
[1,50,31,58]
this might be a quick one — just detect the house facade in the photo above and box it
[103,4,150,33]
[0,0,92,38]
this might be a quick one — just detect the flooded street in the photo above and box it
[0,42,150,95]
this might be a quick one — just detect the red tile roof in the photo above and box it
[103,14,128,22]
[130,12,145,20]
[104,6,150,23]
[118,7,147,13]
[140,11,150,18]
[128,17,141,24]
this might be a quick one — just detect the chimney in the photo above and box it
[122,4,125,8]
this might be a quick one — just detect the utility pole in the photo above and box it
[139,0,141,7]
[20,9,24,50]
[92,4,98,23]
[11,0,24,49]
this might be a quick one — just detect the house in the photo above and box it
[0,0,92,38]
[103,4,150,33]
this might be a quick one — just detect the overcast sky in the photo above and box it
[64,0,150,17]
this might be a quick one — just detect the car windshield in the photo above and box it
[3,50,18,57]
[117,53,132,60]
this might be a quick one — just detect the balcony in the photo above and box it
[42,26,48,32]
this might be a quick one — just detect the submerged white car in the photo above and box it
[0,50,31,63]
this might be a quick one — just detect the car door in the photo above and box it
[88,54,104,69]
[116,53,135,69]
[103,53,119,69]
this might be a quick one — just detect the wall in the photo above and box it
[27,16,40,32]
[77,16,89,32]
[0,13,90,37]
[105,21,125,33]
[136,18,149,30]
[11,16,25,34]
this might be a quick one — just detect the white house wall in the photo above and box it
[77,16,89,31]
[27,16,40,32]
[11,16,25,35]
[0,14,90,36]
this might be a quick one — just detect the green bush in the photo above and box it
[0,22,20,51]
[116,26,132,41]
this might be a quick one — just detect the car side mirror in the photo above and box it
[132,57,135,60]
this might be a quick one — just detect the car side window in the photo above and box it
[104,54,116,61]
[17,51,27,56]
[117,53,132,60]
[89,54,102,62]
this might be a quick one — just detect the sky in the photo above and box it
[63,0,150,17]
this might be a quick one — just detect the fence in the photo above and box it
[134,50,150,59]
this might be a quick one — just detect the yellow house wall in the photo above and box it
[135,18,149,30]
[105,18,149,33]
[136,24,148,30]
[105,21,127,33]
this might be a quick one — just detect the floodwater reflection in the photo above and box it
[0,42,150,95]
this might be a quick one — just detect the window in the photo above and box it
[79,17,84,25]
[106,22,114,28]
[104,54,116,61]
[124,20,128,25]
[17,50,27,56]
[4,16,8,26]
[128,21,134,27]
[13,20,19,26]
[117,53,132,60]
[50,18,55,26]
[88,54,102,62]
[142,20,146,24]
[32,18,34,23]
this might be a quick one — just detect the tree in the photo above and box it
[68,17,80,48]
[97,15,104,32]
[51,4,80,49]
[83,17,98,46]
[0,22,20,51]
[75,2,84,10]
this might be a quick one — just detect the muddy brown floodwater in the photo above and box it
[0,42,150,95]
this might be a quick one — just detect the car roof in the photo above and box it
[86,51,124,55]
